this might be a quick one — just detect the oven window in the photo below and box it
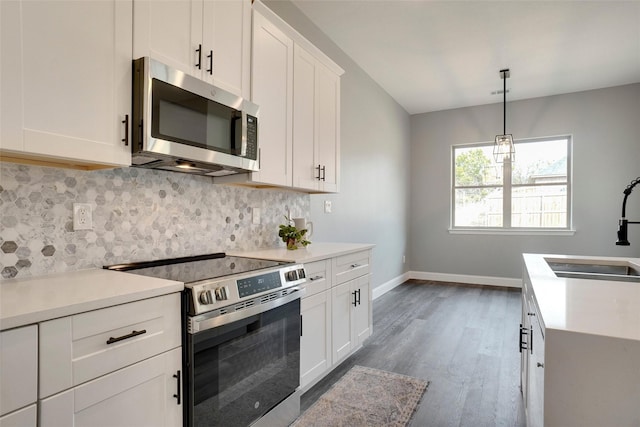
[189,299,300,427]
[151,79,240,154]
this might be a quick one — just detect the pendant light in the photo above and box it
[493,68,515,163]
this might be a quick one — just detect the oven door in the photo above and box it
[186,297,301,427]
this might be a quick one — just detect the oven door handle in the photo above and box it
[189,287,305,334]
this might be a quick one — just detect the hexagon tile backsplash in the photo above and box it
[0,163,309,280]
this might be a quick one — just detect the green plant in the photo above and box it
[278,216,311,250]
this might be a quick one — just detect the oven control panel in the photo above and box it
[187,264,307,315]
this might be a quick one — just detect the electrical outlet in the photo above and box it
[252,207,261,224]
[403,255,406,264]
[324,200,332,214]
[73,203,93,230]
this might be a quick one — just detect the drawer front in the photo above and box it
[302,260,331,298]
[0,325,37,416]
[40,293,181,398]
[334,250,370,285]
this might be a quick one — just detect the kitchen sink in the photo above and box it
[546,260,640,283]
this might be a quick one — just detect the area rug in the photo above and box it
[291,365,429,427]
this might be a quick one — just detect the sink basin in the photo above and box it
[546,260,640,283]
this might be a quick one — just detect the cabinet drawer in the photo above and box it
[334,250,370,285]
[302,260,331,298]
[0,404,37,427]
[39,293,181,398]
[0,325,37,416]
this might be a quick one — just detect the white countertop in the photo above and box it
[228,242,375,263]
[523,253,640,341]
[0,269,183,331]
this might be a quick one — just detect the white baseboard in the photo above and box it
[372,271,521,299]
[409,271,522,288]
[372,272,410,300]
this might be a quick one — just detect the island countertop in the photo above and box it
[523,253,640,342]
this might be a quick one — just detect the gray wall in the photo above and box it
[410,83,640,279]
[264,1,412,289]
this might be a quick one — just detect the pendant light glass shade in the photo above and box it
[494,69,515,163]
[494,134,515,162]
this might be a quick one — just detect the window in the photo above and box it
[452,136,571,231]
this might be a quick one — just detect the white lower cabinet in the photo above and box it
[39,293,183,426]
[300,290,332,389]
[0,325,37,418]
[299,249,372,391]
[40,347,182,427]
[0,404,36,427]
[331,275,370,364]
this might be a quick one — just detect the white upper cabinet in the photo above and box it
[133,0,251,98]
[293,45,341,192]
[248,6,294,187]
[217,1,343,192]
[0,0,132,168]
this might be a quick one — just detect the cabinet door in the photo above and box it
[207,0,251,97]
[527,310,545,427]
[316,61,340,193]
[0,0,131,167]
[0,325,37,417]
[40,348,182,427]
[331,281,354,363]
[292,44,319,191]
[300,291,332,389]
[250,9,293,187]
[133,0,202,79]
[353,275,371,347]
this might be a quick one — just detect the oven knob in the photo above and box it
[214,286,228,301]
[199,290,214,305]
[286,270,298,281]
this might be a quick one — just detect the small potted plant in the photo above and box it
[278,216,311,250]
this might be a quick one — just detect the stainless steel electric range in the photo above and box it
[105,253,307,427]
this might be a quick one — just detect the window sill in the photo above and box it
[448,228,576,236]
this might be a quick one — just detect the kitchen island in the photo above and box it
[521,253,640,427]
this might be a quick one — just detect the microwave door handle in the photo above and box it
[233,114,244,156]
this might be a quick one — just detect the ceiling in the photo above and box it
[290,0,640,114]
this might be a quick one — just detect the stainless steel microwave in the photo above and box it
[131,57,259,176]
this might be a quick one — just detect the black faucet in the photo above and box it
[616,177,640,246]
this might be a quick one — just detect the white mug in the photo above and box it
[292,218,313,238]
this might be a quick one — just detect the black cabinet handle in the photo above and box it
[357,288,361,306]
[529,326,533,355]
[352,290,358,307]
[316,164,322,180]
[195,44,202,69]
[106,329,146,345]
[173,370,181,405]
[321,165,326,181]
[518,324,528,353]
[207,50,213,75]
[121,114,129,146]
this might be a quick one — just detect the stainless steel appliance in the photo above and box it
[105,253,306,427]
[131,57,259,177]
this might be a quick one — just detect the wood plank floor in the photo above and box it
[300,280,526,427]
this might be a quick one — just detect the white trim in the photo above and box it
[448,228,576,236]
[409,271,522,288]
[371,271,521,300]
[372,272,410,300]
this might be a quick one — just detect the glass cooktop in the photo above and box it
[104,253,287,284]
